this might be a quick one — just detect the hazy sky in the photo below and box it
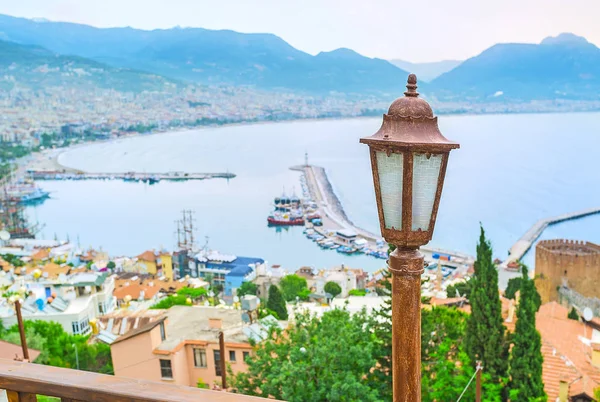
[1,0,599,62]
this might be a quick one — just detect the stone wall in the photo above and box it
[535,239,600,304]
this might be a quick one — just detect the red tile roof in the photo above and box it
[536,302,600,400]
[113,283,162,301]
[136,250,157,262]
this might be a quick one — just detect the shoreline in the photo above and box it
[24,108,600,174]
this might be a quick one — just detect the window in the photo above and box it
[71,318,90,335]
[160,359,173,379]
[229,350,236,362]
[243,351,250,362]
[98,302,105,315]
[194,348,207,368]
[214,350,222,376]
[159,322,166,341]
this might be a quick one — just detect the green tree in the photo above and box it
[504,277,522,299]
[508,265,546,401]
[1,320,112,374]
[568,307,579,320]
[266,285,288,320]
[230,308,379,402]
[279,274,308,301]
[237,281,257,297]
[367,268,393,400]
[446,279,470,299]
[421,307,502,401]
[465,226,509,383]
[106,261,116,270]
[324,281,342,298]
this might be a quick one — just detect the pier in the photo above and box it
[28,171,235,182]
[291,164,474,266]
[503,207,600,267]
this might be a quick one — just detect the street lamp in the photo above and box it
[360,74,459,402]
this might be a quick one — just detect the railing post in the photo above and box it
[6,391,37,402]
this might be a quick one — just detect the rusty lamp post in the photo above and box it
[360,74,459,402]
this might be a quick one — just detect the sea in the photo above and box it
[24,112,600,276]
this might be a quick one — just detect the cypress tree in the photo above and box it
[267,285,288,320]
[508,265,546,401]
[568,307,579,321]
[465,226,509,382]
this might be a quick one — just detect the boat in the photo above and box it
[6,183,50,204]
[267,212,304,226]
[267,191,305,226]
[18,188,50,204]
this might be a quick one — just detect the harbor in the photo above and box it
[502,206,600,268]
[284,161,475,268]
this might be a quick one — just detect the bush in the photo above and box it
[349,289,367,296]
[150,295,189,309]
[177,287,207,299]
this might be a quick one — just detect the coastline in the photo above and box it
[23,108,600,174]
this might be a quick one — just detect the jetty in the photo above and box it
[28,171,235,182]
[503,207,600,267]
[291,164,475,266]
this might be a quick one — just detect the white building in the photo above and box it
[0,272,116,335]
[314,267,359,298]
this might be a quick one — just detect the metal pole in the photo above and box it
[73,344,79,370]
[14,300,30,362]
[219,331,227,390]
[389,248,424,402]
[476,361,482,402]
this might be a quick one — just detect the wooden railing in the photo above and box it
[0,359,271,402]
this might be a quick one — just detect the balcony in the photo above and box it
[0,359,271,401]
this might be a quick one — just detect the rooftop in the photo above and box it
[156,306,277,352]
[536,301,600,400]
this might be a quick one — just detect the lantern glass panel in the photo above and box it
[411,153,442,231]
[376,151,403,230]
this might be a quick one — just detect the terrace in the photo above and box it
[0,359,273,401]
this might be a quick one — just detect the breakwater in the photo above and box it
[292,164,475,265]
[503,207,600,267]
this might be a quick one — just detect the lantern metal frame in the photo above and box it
[360,75,459,249]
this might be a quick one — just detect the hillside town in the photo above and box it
[0,232,599,399]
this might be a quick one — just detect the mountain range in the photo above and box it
[388,59,462,82]
[1,13,599,101]
[0,39,179,92]
[432,33,600,101]
[0,14,410,95]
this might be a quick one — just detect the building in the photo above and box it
[253,264,286,300]
[94,308,167,345]
[536,302,600,401]
[313,266,362,298]
[335,230,357,246]
[535,239,600,304]
[110,306,279,388]
[0,271,116,335]
[113,282,163,308]
[187,250,264,295]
